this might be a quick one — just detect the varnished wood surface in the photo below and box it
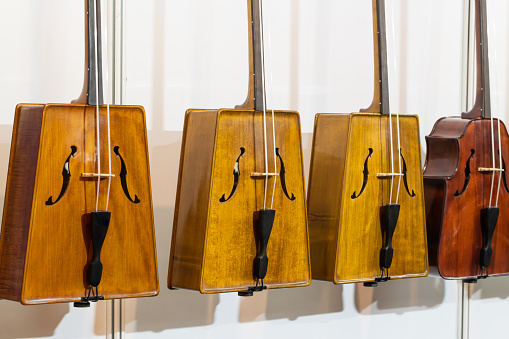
[361,0,384,114]
[424,118,509,279]
[169,109,218,292]
[308,113,428,283]
[0,105,44,300]
[423,0,509,280]
[0,104,159,304]
[307,114,349,282]
[169,109,310,293]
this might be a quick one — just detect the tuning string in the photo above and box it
[264,0,278,210]
[385,0,394,205]
[102,0,113,212]
[389,0,403,205]
[388,102,394,205]
[259,0,270,210]
[93,0,101,213]
[487,0,503,207]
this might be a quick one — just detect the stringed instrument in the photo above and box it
[424,0,509,281]
[168,0,310,296]
[307,0,428,286]
[0,0,158,305]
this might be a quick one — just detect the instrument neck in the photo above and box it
[463,0,491,119]
[362,0,390,115]
[237,0,264,111]
[74,0,104,106]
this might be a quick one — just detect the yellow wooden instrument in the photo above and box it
[168,0,310,295]
[0,0,158,305]
[307,0,428,285]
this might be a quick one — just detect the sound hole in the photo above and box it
[276,148,296,201]
[46,146,78,206]
[498,151,509,194]
[220,147,246,203]
[114,146,140,204]
[400,150,416,198]
[351,148,373,200]
[454,149,475,197]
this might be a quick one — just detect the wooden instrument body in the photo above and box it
[424,117,509,279]
[308,112,428,283]
[0,103,158,304]
[169,108,310,293]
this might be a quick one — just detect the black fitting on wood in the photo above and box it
[253,209,275,280]
[480,206,499,273]
[87,211,111,287]
[380,204,400,270]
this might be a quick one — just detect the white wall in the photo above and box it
[0,0,508,338]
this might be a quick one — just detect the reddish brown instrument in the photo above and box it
[0,0,158,305]
[424,0,509,280]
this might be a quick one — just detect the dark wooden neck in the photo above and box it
[237,0,264,111]
[74,0,104,106]
[361,0,390,115]
[463,0,490,119]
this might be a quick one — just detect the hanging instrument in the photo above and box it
[168,0,310,296]
[307,0,428,286]
[0,0,158,305]
[424,0,509,281]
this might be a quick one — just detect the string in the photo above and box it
[487,0,503,207]
[485,0,495,207]
[259,0,269,210]
[390,0,403,205]
[264,0,278,210]
[102,0,113,211]
[385,0,394,205]
[93,0,101,212]
[388,106,394,205]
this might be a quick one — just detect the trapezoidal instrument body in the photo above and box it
[169,108,310,293]
[0,104,158,304]
[309,113,427,283]
[169,0,310,294]
[307,0,428,285]
[0,0,158,305]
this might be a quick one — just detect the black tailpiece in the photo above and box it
[364,204,400,287]
[239,209,275,297]
[479,207,499,279]
[74,211,111,308]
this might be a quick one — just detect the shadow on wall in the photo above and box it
[126,133,219,333]
[355,276,445,315]
[471,275,509,300]
[0,302,69,339]
[238,280,343,323]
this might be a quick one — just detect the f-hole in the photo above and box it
[454,149,475,197]
[276,148,296,201]
[114,146,140,204]
[499,151,509,194]
[400,150,416,198]
[352,148,373,199]
[46,146,78,206]
[220,147,245,203]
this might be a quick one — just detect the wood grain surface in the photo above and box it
[169,109,310,293]
[308,113,428,283]
[0,104,158,304]
[424,118,509,279]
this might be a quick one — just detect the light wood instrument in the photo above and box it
[307,0,428,286]
[168,0,311,295]
[0,0,158,305]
